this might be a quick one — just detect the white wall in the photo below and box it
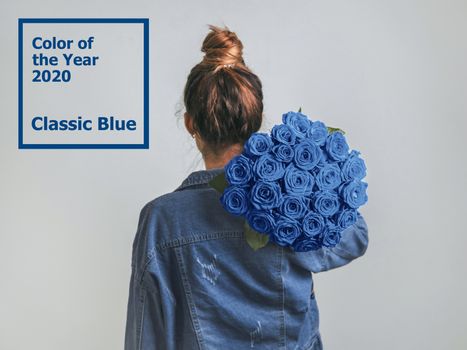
[1,0,466,349]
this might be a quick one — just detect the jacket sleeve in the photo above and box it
[124,267,144,350]
[124,203,166,350]
[124,266,166,350]
[295,213,369,273]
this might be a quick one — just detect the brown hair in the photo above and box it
[183,24,263,155]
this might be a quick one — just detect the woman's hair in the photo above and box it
[183,24,263,155]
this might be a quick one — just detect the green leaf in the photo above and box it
[208,171,228,193]
[298,106,302,113]
[327,126,346,135]
[244,220,269,251]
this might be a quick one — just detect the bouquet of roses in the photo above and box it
[208,109,368,252]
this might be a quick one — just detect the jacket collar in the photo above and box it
[174,167,225,191]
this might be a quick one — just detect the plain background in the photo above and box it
[1,0,466,349]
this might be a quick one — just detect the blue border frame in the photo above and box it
[18,18,149,149]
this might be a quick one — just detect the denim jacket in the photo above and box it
[124,167,369,350]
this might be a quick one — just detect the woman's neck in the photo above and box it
[203,143,244,170]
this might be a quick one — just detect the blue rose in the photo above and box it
[246,209,276,235]
[271,124,296,145]
[272,144,294,163]
[250,181,283,210]
[279,195,307,220]
[244,132,273,157]
[302,196,313,211]
[225,154,253,186]
[322,224,342,247]
[338,180,368,209]
[315,147,338,173]
[307,120,328,146]
[341,150,366,181]
[325,131,349,161]
[282,111,311,139]
[315,163,342,190]
[270,217,301,247]
[336,208,358,229]
[220,185,250,216]
[293,140,322,171]
[283,163,315,196]
[313,190,340,217]
[253,154,285,181]
[292,234,322,252]
[302,211,326,237]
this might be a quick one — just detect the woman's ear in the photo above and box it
[184,112,195,135]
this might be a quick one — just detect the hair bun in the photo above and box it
[201,24,245,69]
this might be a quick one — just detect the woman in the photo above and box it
[124,24,369,350]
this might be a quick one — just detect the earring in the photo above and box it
[192,133,196,139]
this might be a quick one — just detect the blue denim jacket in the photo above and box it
[124,167,369,350]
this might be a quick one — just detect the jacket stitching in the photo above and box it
[137,289,146,350]
[278,246,287,349]
[157,231,243,250]
[175,246,205,349]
